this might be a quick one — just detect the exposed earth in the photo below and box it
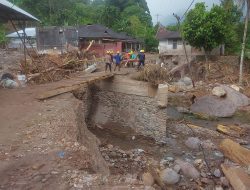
[0,50,250,190]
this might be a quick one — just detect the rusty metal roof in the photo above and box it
[0,0,39,21]
[156,26,181,40]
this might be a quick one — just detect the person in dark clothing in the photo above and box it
[137,50,145,70]
[114,51,122,71]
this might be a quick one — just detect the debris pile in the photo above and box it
[20,50,101,84]
[133,64,170,84]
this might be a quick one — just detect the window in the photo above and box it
[173,39,177,49]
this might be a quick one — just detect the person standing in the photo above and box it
[137,49,145,70]
[114,51,122,71]
[105,51,112,72]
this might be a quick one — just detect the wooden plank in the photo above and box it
[217,124,246,138]
[37,73,113,100]
[37,83,87,100]
[220,139,250,166]
[221,164,250,190]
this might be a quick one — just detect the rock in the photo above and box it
[41,133,48,139]
[144,186,156,190]
[230,84,241,92]
[176,107,190,114]
[142,172,154,186]
[180,77,193,86]
[175,159,200,179]
[214,151,224,159]
[185,137,201,150]
[213,169,221,178]
[212,86,227,97]
[85,64,97,73]
[160,159,168,168]
[131,136,136,140]
[201,140,216,150]
[160,168,180,185]
[107,144,113,149]
[201,177,213,184]
[173,165,181,173]
[164,157,174,162]
[191,85,249,117]
[220,177,229,187]
[215,185,223,190]
[194,159,203,167]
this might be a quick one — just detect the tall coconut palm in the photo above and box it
[237,0,250,84]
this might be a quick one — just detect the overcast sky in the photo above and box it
[146,0,221,25]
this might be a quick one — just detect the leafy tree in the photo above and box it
[220,0,242,54]
[182,3,228,60]
[16,0,158,51]
[166,24,179,31]
[234,0,250,84]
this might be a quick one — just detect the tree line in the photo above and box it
[13,0,158,51]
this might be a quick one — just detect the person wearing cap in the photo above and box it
[137,50,145,70]
[114,51,122,71]
[105,51,112,72]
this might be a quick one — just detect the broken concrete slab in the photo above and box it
[190,85,249,117]
[221,164,250,190]
[219,139,250,166]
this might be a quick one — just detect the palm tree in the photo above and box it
[237,0,250,84]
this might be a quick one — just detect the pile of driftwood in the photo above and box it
[19,40,104,84]
[133,64,170,84]
[20,48,103,84]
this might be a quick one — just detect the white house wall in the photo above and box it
[159,39,192,55]
[159,39,221,56]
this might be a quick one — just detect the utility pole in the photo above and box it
[173,13,194,87]
[155,14,161,24]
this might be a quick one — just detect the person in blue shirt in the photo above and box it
[114,51,122,71]
[137,50,145,70]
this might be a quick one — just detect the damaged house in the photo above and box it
[36,24,143,56]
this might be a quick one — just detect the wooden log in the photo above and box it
[217,124,246,138]
[37,73,114,100]
[220,139,250,166]
[221,164,250,190]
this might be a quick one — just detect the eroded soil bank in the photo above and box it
[0,76,249,190]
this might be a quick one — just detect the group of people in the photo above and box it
[104,50,146,72]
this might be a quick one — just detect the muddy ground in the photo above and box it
[0,50,250,190]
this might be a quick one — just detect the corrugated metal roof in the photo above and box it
[0,0,39,21]
[6,27,36,38]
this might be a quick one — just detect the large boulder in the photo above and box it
[191,85,249,117]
